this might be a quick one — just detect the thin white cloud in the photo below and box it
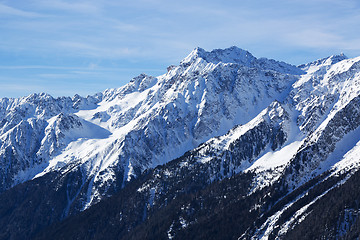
[37,73,74,79]
[0,3,43,17]
[32,0,102,14]
[0,64,164,73]
[0,65,85,70]
[55,41,143,58]
[112,21,141,32]
[284,30,343,48]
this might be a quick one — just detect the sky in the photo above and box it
[1,0,360,98]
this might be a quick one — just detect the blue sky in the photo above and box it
[1,0,360,98]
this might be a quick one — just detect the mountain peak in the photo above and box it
[327,53,348,64]
[181,46,256,66]
[180,46,303,75]
[299,53,348,70]
[24,92,53,101]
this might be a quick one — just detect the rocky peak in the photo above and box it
[180,46,303,75]
[299,53,348,71]
[180,46,256,67]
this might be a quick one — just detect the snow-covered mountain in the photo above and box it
[0,46,301,206]
[2,46,360,239]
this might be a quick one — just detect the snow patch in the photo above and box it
[246,141,303,172]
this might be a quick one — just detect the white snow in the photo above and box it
[167,222,175,240]
[211,109,267,150]
[246,141,302,172]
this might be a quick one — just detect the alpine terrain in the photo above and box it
[1,46,360,239]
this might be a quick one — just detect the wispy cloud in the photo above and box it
[285,30,344,49]
[0,65,88,70]
[0,64,164,73]
[32,0,102,14]
[55,41,143,58]
[0,2,43,17]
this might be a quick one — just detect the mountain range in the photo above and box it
[1,46,360,239]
